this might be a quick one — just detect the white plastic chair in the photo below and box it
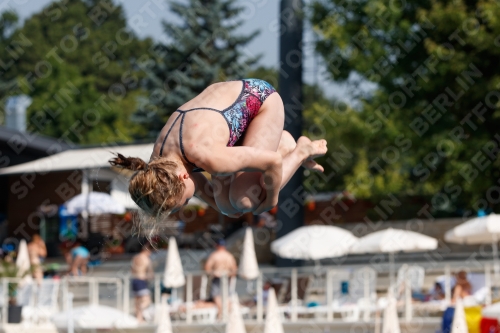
[397,265,425,294]
[191,307,218,323]
[350,267,377,302]
[16,282,35,308]
[22,280,60,323]
[334,267,377,322]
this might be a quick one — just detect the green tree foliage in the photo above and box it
[310,0,500,212]
[0,11,20,118]
[0,0,151,144]
[248,66,369,195]
[135,0,260,137]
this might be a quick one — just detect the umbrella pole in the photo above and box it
[82,169,90,240]
[291,268,298,322]
[493,238,499,297]
[389,252,395,296]
[256,273,263,323]
[172,287,177,303]
[445,264,451,304]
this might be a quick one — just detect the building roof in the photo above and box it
[0,143,154,175]
[0,125,72,155]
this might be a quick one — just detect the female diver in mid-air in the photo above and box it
[110,79,327,219]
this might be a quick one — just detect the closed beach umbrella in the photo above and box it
[239,228,259,280]
[350,228,438,289]
[16,239,31,283]
[451,300,469,333]
[225,294,246,333]
[155,296,172,333]
[65,192,126,215]
[163,237,185,288]
[52,305,138,329]
[445,214,500,275]
[271,225,358,260]
[264,288,283,333]
[382,297,401,333]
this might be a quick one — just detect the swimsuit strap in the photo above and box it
[177,107,223,113]
[159,111,181,157]
[159,110,202,170]
[178,112,199,168]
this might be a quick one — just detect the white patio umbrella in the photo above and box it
[16,239,32,284]
[52,305,138,329]
[445,214,500,275]
[163,237,185,301]
[382,297,401,333]
[350,228,438,289]
[239,228,259,280]
[155,295,172,333]
[271,225,358,260]
[264,288,284,333]
[65,192,126,215]
[451,299,469,333]
[226,294,246,333]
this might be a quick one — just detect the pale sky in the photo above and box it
[0,0,351,101]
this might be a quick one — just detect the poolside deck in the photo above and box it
[0,318,442,333]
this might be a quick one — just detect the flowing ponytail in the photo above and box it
[110,153,148,171]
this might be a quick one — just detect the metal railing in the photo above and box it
[0,259,498,325]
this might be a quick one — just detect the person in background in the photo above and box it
[429,282,445,301]
[64,242,90,276]
[27,234,47,282]
[242,280,272,307]
[204,239,237,321]
[452,270,472,303]
[131,242,154,323]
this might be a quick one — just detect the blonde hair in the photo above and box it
[109,153,185,221]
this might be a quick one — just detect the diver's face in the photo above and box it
[171,173,195,214]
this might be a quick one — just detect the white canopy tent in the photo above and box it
[0,143,154,175]
[0,143,154,211]
[64,192,126,215]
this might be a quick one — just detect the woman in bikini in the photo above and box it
[110,79,327,219]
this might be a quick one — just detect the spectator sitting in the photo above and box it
[428,282,445,301]
[242,280,272,307]
[452,270,472,303]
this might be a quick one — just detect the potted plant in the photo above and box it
[0,254,29,323]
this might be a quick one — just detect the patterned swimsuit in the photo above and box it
[159,79,276,171]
